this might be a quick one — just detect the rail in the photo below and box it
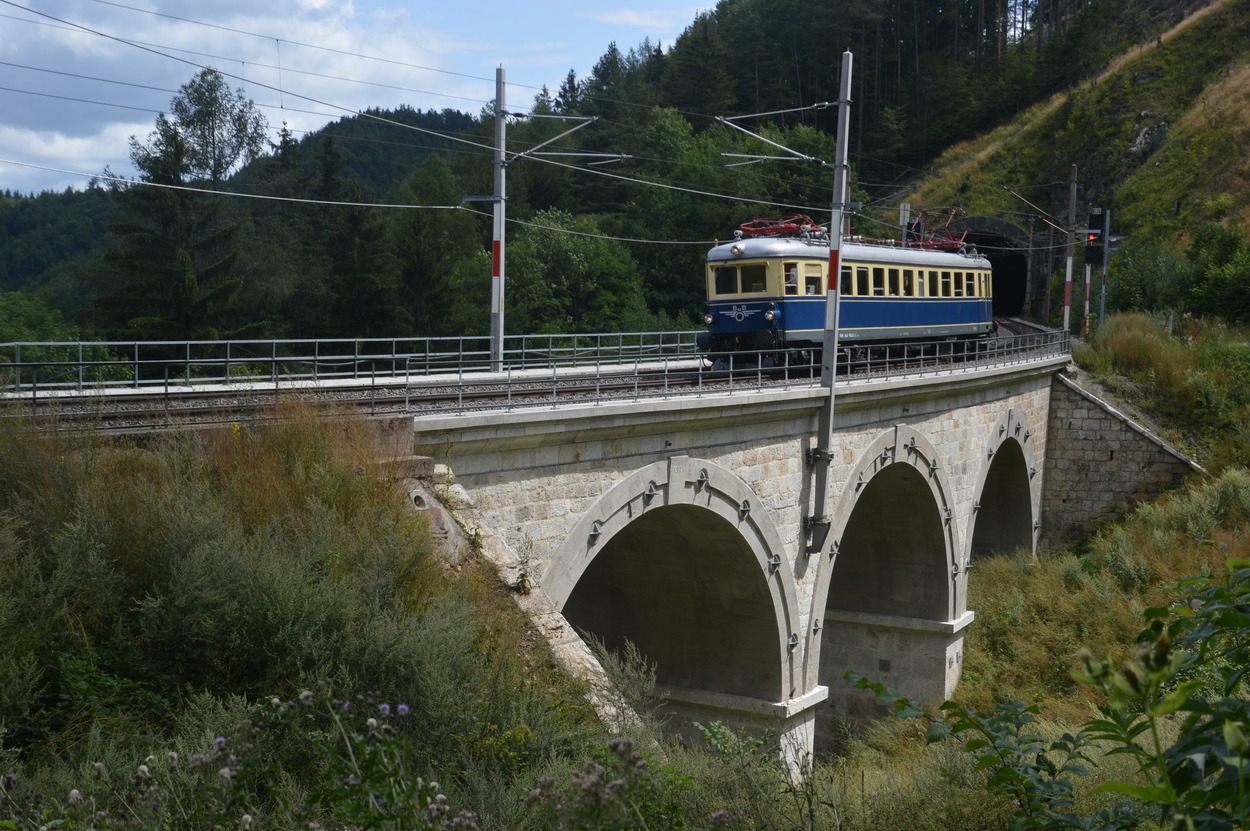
[0,329,1070,409]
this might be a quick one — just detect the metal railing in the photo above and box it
[0,331,702,395]
[0,329,1069,404]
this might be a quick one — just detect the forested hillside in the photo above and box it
[3,0,1245,343]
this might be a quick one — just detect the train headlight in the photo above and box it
[703,313,715,326]
[764,310,776,322]
[730,244,743,257]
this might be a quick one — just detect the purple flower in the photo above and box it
[397,703,409,716]
[214,737,227,750]
[378,703,391,715]
[342,701,351,712]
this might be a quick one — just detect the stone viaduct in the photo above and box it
[396,352,1200,762]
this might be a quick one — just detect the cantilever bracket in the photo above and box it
[806,448,834,465]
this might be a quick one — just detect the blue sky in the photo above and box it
[0,0,707,194]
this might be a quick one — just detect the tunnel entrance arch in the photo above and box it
[950,215,1033,318]
[969,408,1040,561]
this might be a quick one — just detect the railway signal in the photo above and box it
[1084,210,1105,267]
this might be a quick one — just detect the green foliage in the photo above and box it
[169,69,268,187]
[0,417,598,828]
[855,548,1250,831]
[1079,313,1250,469]
[524,737,710,831]
[507,210,651,335]
[0,690,481,830]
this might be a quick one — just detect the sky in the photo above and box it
[0,0,707,195]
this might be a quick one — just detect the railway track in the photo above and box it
[1,323,1068,433]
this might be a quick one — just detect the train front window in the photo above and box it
[713,266,738,295]
[741,264,767,293]
[784,263,799,295]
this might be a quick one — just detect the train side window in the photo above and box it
[741,264,767,293]
[903,269,915,296]
[966,272,977,296]
[941,271,952,297]
[856,267,869,296]
[983,272,992,297]
[804,264,823,295]
[840,266,852,294]
[714,266,737,295]
[952,271,963,297]
[872,267,885,296]
[926,270,938,296]
[784,263,799,295]
[888,268,900,296]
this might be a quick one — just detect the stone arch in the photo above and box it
[968,407,1040,561]
[547,456,802,703]
[803,425,962,692]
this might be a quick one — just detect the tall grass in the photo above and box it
[1078,312,1250,469]
[0,413,599,828]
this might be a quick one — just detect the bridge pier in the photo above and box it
[820,610,974,726]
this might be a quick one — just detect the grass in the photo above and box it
[1076,312,1250,468]
[0,410,602,828]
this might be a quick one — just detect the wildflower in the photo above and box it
[450,812,480,830]
[68,789,83,805]
[241,814,253,829]
[92,762,104,778]
[214,737,227,750]
[366,718,378,729]
[137,765,150,778]
[168,751,178,766]
[219,768,233,781]
[397,703,410,716]
[299,690,313,705]
[342,701,351,712]
[271,697,282,708]
[378,703,390,715]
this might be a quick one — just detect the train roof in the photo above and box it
[707,235,991,269]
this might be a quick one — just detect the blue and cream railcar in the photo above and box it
[696,228,995,363]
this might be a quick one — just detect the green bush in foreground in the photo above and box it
[854,549,1250,831]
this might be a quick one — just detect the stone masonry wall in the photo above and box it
[1041,371,1205,546]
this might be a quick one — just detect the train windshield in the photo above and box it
[711,263,768,295]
